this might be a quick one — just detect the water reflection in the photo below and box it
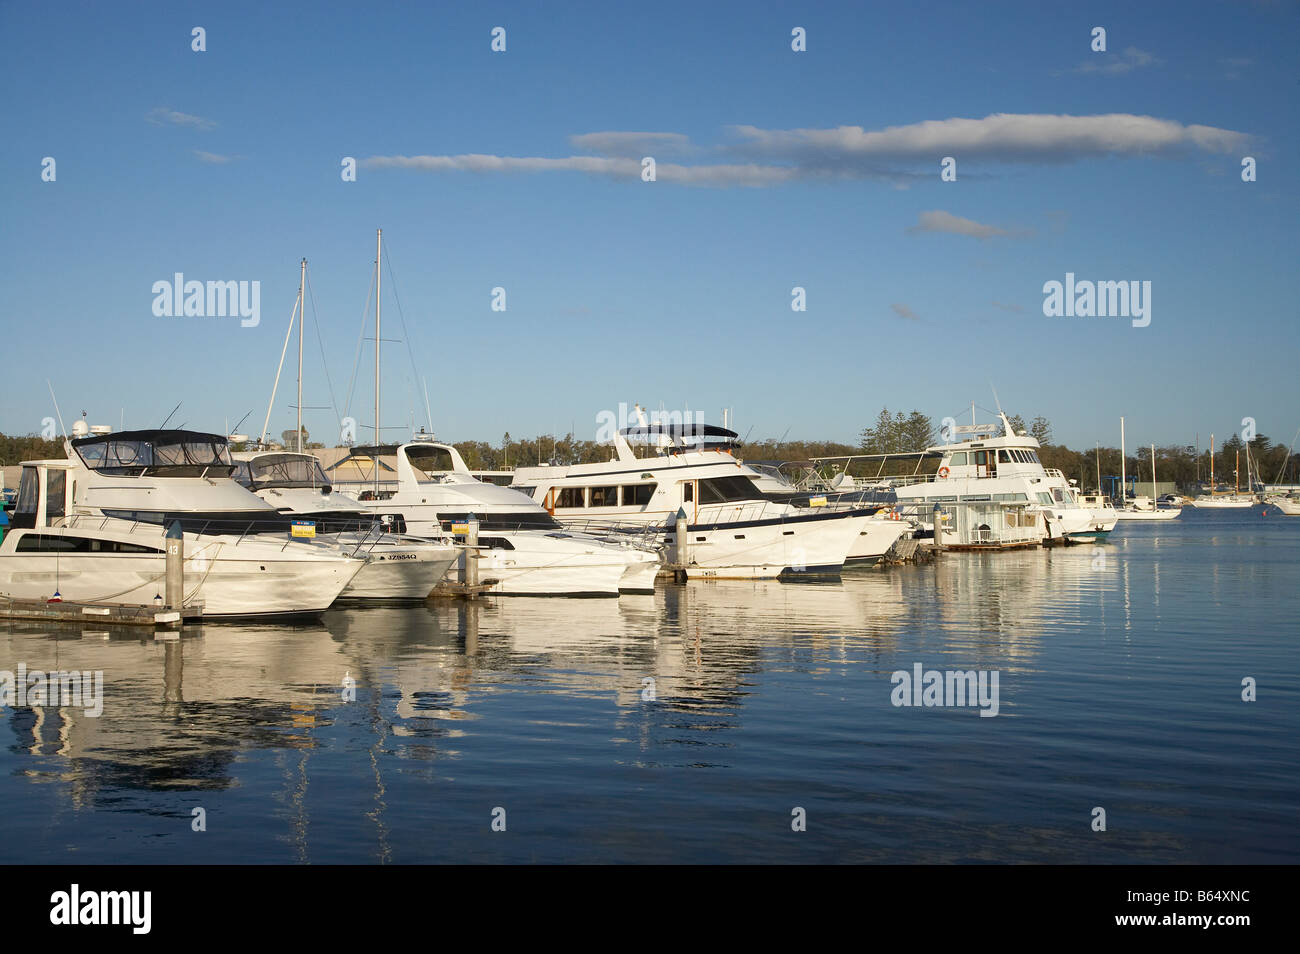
[2,517,1296,863]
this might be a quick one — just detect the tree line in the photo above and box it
[4,415,1298,490]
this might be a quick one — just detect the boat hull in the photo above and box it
[0,526,363,617]
[668,509,872,579]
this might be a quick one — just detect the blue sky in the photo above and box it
[2,0,1296,452]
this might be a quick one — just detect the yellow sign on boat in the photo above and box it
[451,522,470,535]
[809,495,828,508]
[291,521,316,538]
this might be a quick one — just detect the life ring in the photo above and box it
[938,466,950,479]
[889,510,901,521]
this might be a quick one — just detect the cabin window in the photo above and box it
[994,493,1028,502]
[998,450,1012,463]
[46,470,66,518]
[1037,492,1053,505]
[589,486,618,507]
[1051,488,1065,503]
[404,445,456,476]
[15,468,38,514]
[949,452,968,466]
[697,476,759,504]
[14,533,162,554]
[682,481,694,503]
[556,488,585,509]
[621,484,655,507]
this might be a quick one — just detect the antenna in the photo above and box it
[45,380,68,438]
[991,384,1004,417]
[421,377,433,436]
[159,401,182,429]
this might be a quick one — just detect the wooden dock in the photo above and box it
[0,595,202,627]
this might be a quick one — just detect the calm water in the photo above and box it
[2,508,1296,864]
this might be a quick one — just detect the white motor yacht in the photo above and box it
[329,437,660,596]
[0,428,364,617]
[232,450,458,601]
[1263,493,1300,515]
[876,414,1111,543]
[508,419,899,576]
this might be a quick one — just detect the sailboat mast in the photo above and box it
[1151,443,1157,500]
[375,228,382,496]
[297,257,306,453]
[1210,433,1215,494]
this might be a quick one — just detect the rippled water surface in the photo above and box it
[2,509,1296,863]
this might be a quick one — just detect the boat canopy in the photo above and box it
[72,429,236,477]
[237,453,331,490]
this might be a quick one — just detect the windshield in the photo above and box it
[247,454,330,489]
[698,475,761,504]
[76,437,235,477]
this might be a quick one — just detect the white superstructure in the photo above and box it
[509,418,902,575]
[884,414,1112,542]
[232,450,458,601]
[0,428,364,617]
[329,438,660,596]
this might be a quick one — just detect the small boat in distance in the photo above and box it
[1115,434,1182,521]
[1263,492,1300,515]
[1186,434,1255,508]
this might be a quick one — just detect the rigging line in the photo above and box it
[260,293,300,445]
[343,264,377,421]
[381,240,432,433]
[303,266,342,426]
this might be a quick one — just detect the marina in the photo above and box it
[2,0,1297,919]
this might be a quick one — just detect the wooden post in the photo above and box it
[462,513,480,588]
[932,503,943,549]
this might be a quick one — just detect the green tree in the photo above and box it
[1030,416,1052,445]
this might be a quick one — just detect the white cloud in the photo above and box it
[361,153,796,187]
[891,303,920,321]
[1067,47,1162,76]
[147,107,216,130]
[569,131,695,157]
[729,113,1248,164]
[907,210,1027,240]
[362,112,1252,189]
[193,150,239,164]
